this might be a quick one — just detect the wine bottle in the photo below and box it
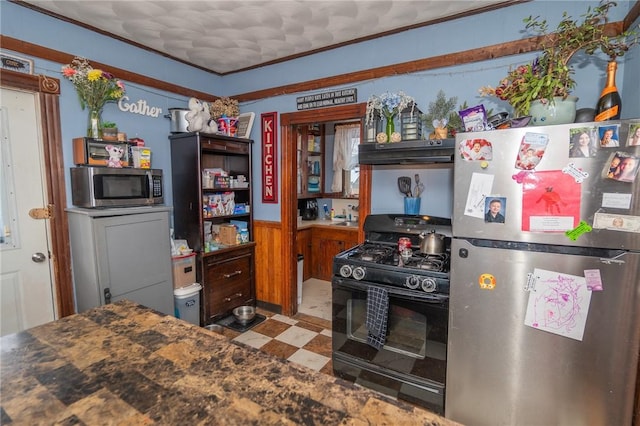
[594,61,621,121]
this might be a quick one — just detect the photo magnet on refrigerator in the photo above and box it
[515,132,548,170]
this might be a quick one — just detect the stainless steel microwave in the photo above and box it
[70,166,164,208]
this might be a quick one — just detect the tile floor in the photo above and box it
[217,278,334,375]
[296,278,332,321]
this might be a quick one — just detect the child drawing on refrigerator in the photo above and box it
[536,187,566,214]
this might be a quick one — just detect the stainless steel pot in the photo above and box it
[165,108,189,133]
[418,230,446,255]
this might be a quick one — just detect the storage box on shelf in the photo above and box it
[172,253,196,289]
[170,132,255,324]
[73,137,153,169]
[73,137,131,167]
[219,224,238,245]
[131,146,151,169]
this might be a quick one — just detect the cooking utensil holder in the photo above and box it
[404,197,421,215]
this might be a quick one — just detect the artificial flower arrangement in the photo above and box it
[479,1,638,117]
[209,96,239,120]
[365,91,416,124]
[366,91,417,142]
[61,57,125,113]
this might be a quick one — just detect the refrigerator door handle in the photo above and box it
[600,250,627,264]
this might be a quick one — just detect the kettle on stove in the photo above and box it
[301,198,318,221]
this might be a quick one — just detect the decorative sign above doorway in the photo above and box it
[296,88,357,111]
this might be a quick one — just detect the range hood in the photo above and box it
[358,139,456,165]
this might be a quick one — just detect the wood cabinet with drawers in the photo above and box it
[170,132,255,324]
[202,244,255,324]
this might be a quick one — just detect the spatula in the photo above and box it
[398,176,412,197]
[414,174,425,197]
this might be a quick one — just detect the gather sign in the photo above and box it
[118,96,163,118]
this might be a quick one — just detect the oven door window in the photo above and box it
[347,299,430,358]
[333,280,448,385]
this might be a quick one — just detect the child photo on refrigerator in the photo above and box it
[484,197,506,223]
[598,125,620,148]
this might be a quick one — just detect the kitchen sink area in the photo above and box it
[333,221,358,226]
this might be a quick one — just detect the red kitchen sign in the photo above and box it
[261,112,278,203]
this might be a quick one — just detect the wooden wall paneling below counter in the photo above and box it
[253,220,284,312]
[297,227,312,281]
[254,220,359,313]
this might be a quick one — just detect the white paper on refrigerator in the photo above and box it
[524,268,592,341]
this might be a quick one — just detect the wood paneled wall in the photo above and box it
[253,220,284,308]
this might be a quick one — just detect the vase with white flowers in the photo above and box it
[62,57,125,139]
[366,91,416,142]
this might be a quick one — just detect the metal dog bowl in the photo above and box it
[232,305,256,325]
[204,324,224,334]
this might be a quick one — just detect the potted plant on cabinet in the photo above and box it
[102,121,118,141]
[421,90,459,139]
[480,0,638,125]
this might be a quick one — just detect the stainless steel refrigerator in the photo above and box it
[447,119,640,425]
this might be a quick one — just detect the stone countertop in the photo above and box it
[0,300,458,425]
[297,218,359,231]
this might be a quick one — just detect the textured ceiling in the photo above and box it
[20,0,513,74]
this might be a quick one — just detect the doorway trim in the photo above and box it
[0,70,74,318]
[280,103,369,316]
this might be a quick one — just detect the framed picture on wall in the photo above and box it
[237,112,255,139]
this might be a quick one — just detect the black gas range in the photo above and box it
[333,214,452,300]
[332,214,452,414]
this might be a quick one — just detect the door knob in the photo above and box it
[32,252,47,263]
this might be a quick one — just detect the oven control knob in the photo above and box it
[352,266,366,280]
[421,278,437,293]
[405,275,420,289]
[339,265,353,278]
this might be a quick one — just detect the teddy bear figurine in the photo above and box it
[105,144,125,168]
[185,97,218,134]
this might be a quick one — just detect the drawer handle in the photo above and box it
[223,270,242,278]
[223,292,243,302]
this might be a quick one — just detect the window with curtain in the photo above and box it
[332,123,360,195]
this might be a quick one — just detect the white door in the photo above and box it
[0,87,56,336]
